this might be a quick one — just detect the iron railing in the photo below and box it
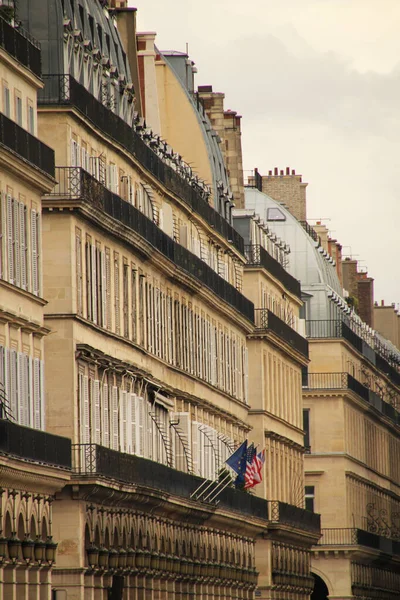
[306,319,400,387]
[0,112,55,176]
[244,244,301,299]
[38,74,244,255]
[48,167,254,322]
[268,500,321,534]
[72,444,268,519]
[0,419,71,468]
[0,15,41,76]
[299,221,320,245]
[303,372,400,427]
[318,528,400,556]
[255,308,308,357]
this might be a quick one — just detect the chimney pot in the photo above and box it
[381,300,384,306]
[292,169,296,175]
[286,167,290,175]
[274,167,278,176]
[280,170,284,176]
[268,170,272,176]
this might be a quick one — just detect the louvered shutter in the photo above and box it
[135,395,145,457]
[210,325,216,385]
[17,352,29,426]
[114,257,120,334]
[91,244,97,324]
[146,398,153,460]
[12,199,20,287]
[102,383,110,447]
[79,374,90,443]
[31,210,39,295]
[101,251,106,327]
[171,412,191,473]
[19,203,27,290]
[129,393,136,454]
[4,348,10,417]
[33,358,43,430]
[191,422,201,476]
[10,350,18,423]
[125,392,133,454]
[119,390,128,453]
[76,233,83,315]
[243,346,249,404]
[111,386,119,450]
[93,380,101,444]
[6,195,13,283]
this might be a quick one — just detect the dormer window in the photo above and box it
[267,207,286,221]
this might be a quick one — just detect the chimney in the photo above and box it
[357,276,374,328]
[260,167,308,221]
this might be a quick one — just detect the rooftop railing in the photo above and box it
[0,419,71,469]
[72,443,268,520]
[299,220,320,245]
[268,500,321,534]
[47,167,254,322]
[306,320,400,388]
[38,74,244,255]
[0,15,41,76]
[244,244,301,299]
[303,372,400,426]
[255,308,308,358]
[0,111,55,177]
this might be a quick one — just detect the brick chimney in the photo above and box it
[357,274,374,328]
[108,0,128,7]
[260,168,307,221]
[342,258,358,299]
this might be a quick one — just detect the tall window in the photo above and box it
[15,93,22,126]
[305,486,315,512]
[303,409,310,452]
[3,83,10,117]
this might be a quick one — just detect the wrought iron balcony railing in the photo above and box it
[72,444,268,519]
[0,419,71,469]
[303,372,400,426]
[38,74,244,255]
[268,500,321,534]
[317,528,400,556]
[306,319,400,388]
[299,221,320,245]
[255,308,308,358]
[47,167,254,322]
[0,15,41,77]
[244,244,301,299]
[0,111,55,177]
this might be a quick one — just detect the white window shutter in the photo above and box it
[101,251,106,327]
[135,395,145,457]
[6,195,13,283]
[126,392,133,454]
[13,200,20,288]
[76,233,83,315]
[17,352,29,426]
[243,346,249,404]
[102,382,110,447]
[33,358,43,430]
[129,393,136,454]
[19,203,27,290]
[91,244,97,324]
[79,374,90,444]
[93,380,101,444]
[10,350,18,423]
[119,390,128,453]
[171,412,191,473]
[31,210,39,295]
[191,422,201,476]
[111,386,119,450]
[146,398,153,460]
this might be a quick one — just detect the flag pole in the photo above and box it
[201,472,232,503]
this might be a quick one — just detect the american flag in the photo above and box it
[244,447,265,489]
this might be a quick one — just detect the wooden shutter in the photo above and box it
[119,390,128,453]
[191,422,202,476]
[243,346,249,404]
[6,195,13,283]
[92,379,101,444]
[76,231,83,315]
[105,249,111,330]
[101,251,107,327]
[111,386,119,450]
[19,203,27,290]
[10,349,18,423]
[31,209,39,295]
[135,395,145,457]
[114,254,120,334]
[91,244,97,324]
[13,199,20,287]
[102,382,110,447]
[79,374,90,443]
[171,412,191,473]
[17,352,29,426]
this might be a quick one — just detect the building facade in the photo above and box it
[244,174,400,600]
[0,2,321,599]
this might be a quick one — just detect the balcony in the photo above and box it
[317,528,400,556]
[72,444,268,520]
[306,319,400,388]
[244,244,301,299]
[0,15,41,77]
[255,308,308,358]
[303,372,400,426]
[46,167,254,322]
[38,74,244,255]
[0,112,55,177]
[268,500,321,534]
[0,419,71,469]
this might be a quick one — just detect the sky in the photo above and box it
[129,0,400,305]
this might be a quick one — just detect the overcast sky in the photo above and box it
[130,0,400,305]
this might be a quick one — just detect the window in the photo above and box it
[303,409,310,452]
[27,102,34,134]
[267,207,286,221]
[3,83,10,117]
[15,93,22,126]
[305,486,315,512]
